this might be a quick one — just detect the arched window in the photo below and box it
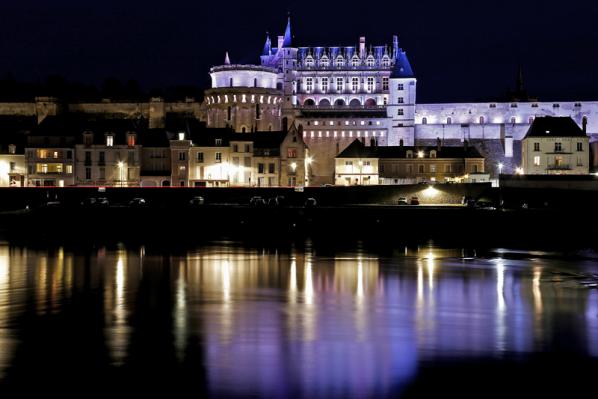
[304,99,316,107]
[422,117,428,125]
[335,98,345,106]
[229,78,233,87]
[430,150,437,158]
[335,56,345,67]
[446,117,452,125]
[241,126,247,133]
[351,56,361,67]
[479,116,485,124]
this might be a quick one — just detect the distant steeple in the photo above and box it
[224,52,231,65]
[262,33,272,56]
[282,15,292,48]
[391,50,415,79]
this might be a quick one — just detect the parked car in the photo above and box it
[268,196,286,207]
[96,197,110,207]
[249,196,266,207]
[129,198,146,207]
[397,197,409,206]
[304,197,318,208]
[189,196,205,207]
[410,196,420,206]
[80,197,97,207]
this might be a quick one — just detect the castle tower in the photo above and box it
[279,17,299,126]
[204,53,283,132]
[387,36,417,146]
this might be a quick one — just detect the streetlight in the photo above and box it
[497,162,504,175]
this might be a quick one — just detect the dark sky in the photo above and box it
[1,0,597,102]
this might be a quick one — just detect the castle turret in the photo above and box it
[387,39,417,145]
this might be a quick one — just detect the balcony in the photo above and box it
[546,164,572,171]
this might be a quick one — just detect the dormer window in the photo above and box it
[178,132,185,141]
[406,150,413,158]
[365,56,375,67]
[335,56,345,67]
[320,55,329,67]
[106,135,114,147]
[305,56,314,67]
[381,56,391,67]
[215,138,222,146]
[83,132,93,147]
[430,150,437,158]
[8,144,16,154]
[351,56,361,67]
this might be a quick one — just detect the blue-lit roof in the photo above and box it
[282,17,292,48]
[391,50,415,79]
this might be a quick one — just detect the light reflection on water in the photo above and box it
[0,242,597,396]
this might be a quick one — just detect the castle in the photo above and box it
[1,17,597,186]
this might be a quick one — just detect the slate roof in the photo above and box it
[336,139,484,159]
[524,116,586,138]
[391,50,415,79]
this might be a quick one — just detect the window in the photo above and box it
[381,57,390,67]
[244,144,251,153]
[39,149,48,159]
[287,148,297,158]
[127,134,136,147]
[336,77,344,92]
[345,161,353,166]
[305,56,314,67]
[258,163,265,174]
[305,78,313,92]
[534,156,541,166]
[106,135,114,147]
[366,77,374,92]
[444,164,452,173]
[99,167,105,180]
[197,153,204,163]
[335,56,344,67]
[255,103,261,119]
[479,116,485,124]
[397,97,404,104]
[406,151,413,158]
[446,117,452,125]
[9,162,15,172]
[430,164,436,173]
[268,163,275,174]
[215,152,222,163]
[85,167,91,180]
[215,138,222,146]
[398,84,404,90]
[366,56,375,67]
[554,143,562,152]
[418,165,425,173]
[227,106,232,120]
[84,134,93,146]
[510,117,517,124]
[66,164,73,174]
[555,156,564,167]
[352,77,359,92]
[232,144,238,152]
[382,77,389,91]
[534,143,540,152]
[421,117,427,125]
[577,142,583,151]
[351,57,360,67]
[85,151,91,163]
[398,109,404,116]
[321,77,329,92]
[178,152,186,161]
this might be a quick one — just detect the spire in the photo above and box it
[224,52,231,65]
[262,33,272,56]
[392,35,399,58]
[282,15,292,48]
[391,50,415,79]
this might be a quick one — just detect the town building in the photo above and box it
[0,116,33,187]
[335,139,485,185]
[521,117,589,175]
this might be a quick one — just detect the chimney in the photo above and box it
[278,36,284,50]
[437,137,441,151]
[359,37,366,58]
[399,138,404,148]
[464,140,469,151]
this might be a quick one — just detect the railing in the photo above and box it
[546,164,572,170]
[299,105,386,111]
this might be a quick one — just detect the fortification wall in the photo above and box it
[0,102,36,116]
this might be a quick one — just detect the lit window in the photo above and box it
[106,135,114,147]
[66,165,73,174]
[534,156,541,166]
[215,152,222,162]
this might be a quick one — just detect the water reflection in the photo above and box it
[0,243,596,397]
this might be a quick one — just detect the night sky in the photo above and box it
[1,0,597,102]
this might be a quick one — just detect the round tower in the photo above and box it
[205,57,283,132]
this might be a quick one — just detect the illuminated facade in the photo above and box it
[521,117,590,175]
[335,139,485,185]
